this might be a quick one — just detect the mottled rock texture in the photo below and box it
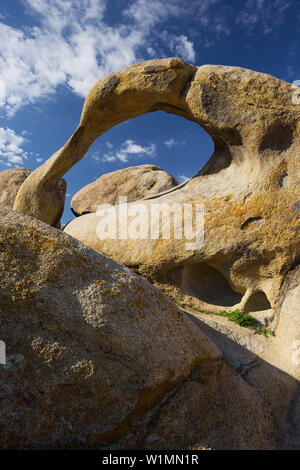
[9,58,300,447]
[55,58,299,316]
[71,164,178,216]
[0,168,32,209]
[269,265,300,381]
[0,167,66,228]
[0,209,275,449]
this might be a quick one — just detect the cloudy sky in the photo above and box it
[0,0,299,225]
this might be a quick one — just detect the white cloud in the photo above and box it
[237,0,292,35]
[2,0,283,118]
[0,127,28,166]
[123,140,156,155]
[91,153,101,161]
[0,1,144,116]
[170,34,196,62]
[164,138,187,148]
[103,139,156,163]
[124,0,182,29]
[102,154,117,163]
[147,47,156,57]
[177,174,189,183]
[164,138,177,148]
[0,0,199,117]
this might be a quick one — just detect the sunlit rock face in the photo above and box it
[70,164,178,216]
[0,168,32,209]
[49,58,300,320]
[0,167,66,228]
[13,58,300,384]
[0,208,276,450]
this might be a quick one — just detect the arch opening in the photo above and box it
[62,111,215,224]
[243,290,271,312]
[164,262,242,307]
[13,58,243,228]
[90,110,216,180]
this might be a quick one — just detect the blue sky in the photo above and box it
[0,0,299,225]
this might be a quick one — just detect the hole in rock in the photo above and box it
[259,122,293,152]
[279,173,289,188]
[243,290,271,312]
[241,217,264,231]
[291,254,300,271]
[62,112,215,225]
[165,263,242,307]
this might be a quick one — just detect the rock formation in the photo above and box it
[8,57,300,447]
[269,265,300,381]
[11,58,299,315]
[71,164,178,216]
[57,59,299,317]
[0,167,66,228]
[0,168,32,208]
[0,208,276,449]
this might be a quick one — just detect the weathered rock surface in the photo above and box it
[13,57,195,226]
[186,308,299,449]
[9,58,300,447]
[71,164,178,216]
[267,265,300,380]
[58,58,299,320]
[0,168,32,209]
[0,208,275,449]
[0,167,66,227]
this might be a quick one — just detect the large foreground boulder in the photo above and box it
[71,165,178,216]
[0,167,66,228]
[0,209,275,449]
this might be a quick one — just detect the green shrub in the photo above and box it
[217,309,275,336]
[217,309,256,327]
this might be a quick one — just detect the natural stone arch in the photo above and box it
[14,58,195,225]
[13,57,299,226]
[9,57,300,399]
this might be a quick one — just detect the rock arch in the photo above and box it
[13,57,299,226]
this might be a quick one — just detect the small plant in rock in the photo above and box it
[255,326,275,337]
[176,301,184,308]
[217,309,275,336]
[217,309,256,328]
